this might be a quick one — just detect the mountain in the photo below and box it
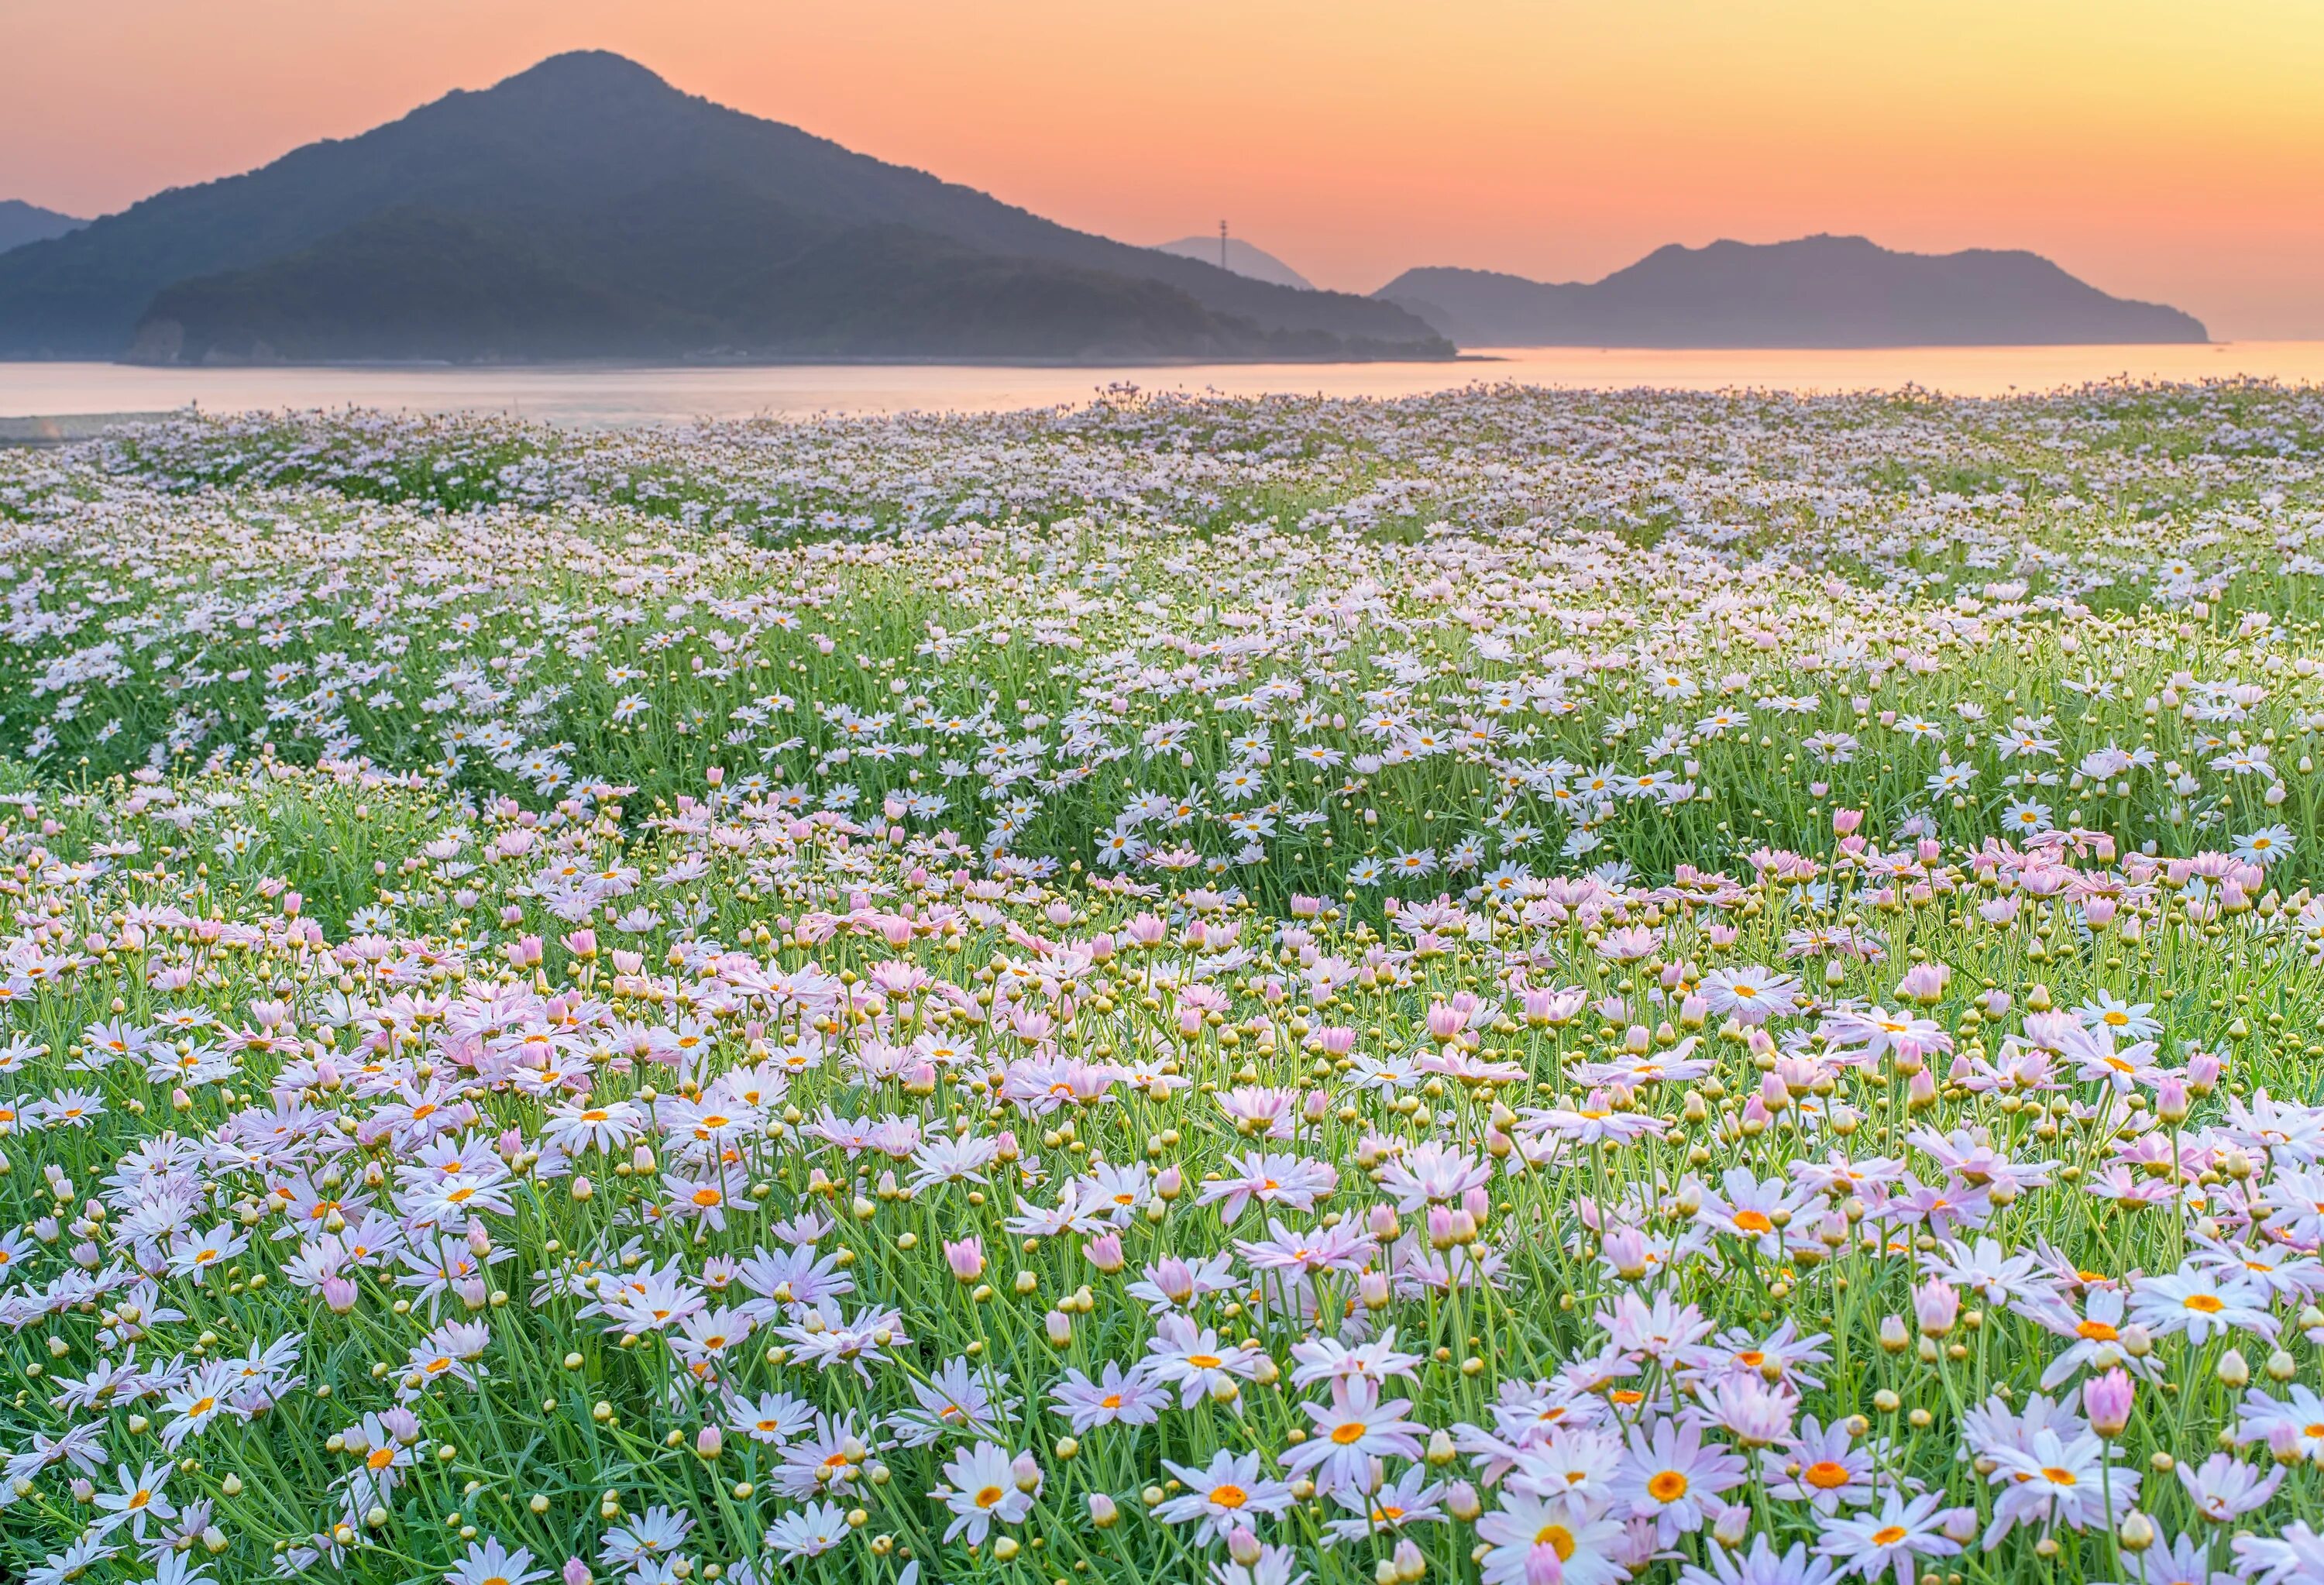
[1152,236,1314,291]
[1377,235,2207,348]
[0,200,84,256]
[132,195,1294,364]
[0,51,1447,363]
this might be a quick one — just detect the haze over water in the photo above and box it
[5,342,2322,428]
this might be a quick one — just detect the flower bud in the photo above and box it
[944,1236,986,1283]
[2085,1369,2133,1439]
[1603,1225,1651,1281]
[1905,1068,1938,1110]
[2155,1077,2190,1125]
[1084,1231,1125,1274]
[1913,1280,1959,1338]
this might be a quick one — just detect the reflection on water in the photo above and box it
[2,343,2319,425]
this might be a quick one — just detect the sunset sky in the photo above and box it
[5,0,2321,339]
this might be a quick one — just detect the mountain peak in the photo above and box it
[0,199,88,257]
[460,50,679,110]
[1151,236,1314,291]
[482,50,675,98]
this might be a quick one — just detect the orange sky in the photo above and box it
[5,0,2321,338]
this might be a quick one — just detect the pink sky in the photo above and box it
[5,0,2320,338]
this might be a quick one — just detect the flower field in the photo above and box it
[2,380,2324,1585]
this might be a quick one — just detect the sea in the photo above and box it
[3,343,2322,427]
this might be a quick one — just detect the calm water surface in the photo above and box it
[3,343,2320,425]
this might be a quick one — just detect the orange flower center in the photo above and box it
[1533,1525,1576,1559]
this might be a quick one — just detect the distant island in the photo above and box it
[1151,236,1314,291]
[0,200,84,256]
[1377,235,2207,347]
[0,53,1447,366]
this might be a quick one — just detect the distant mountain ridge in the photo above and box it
[0,201,84,256]
[0,52,1448,364]
[1152,237,1313,291]
[1377,235,2206,347]
[0,64,2209,363]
